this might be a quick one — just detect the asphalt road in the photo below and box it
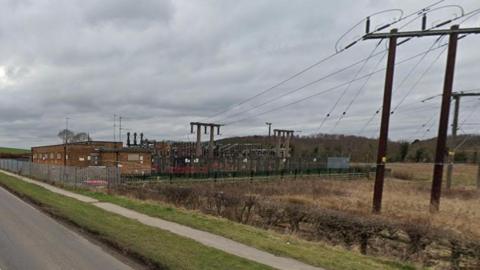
[0,186,134,270]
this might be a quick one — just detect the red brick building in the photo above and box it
[31,141,152,175]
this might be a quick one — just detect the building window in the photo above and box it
[57,153,62,159]
[87,155,91,161]
[128,154,140,161]
[49,153,54,159]
[33,154,37,159]
[79,156,85,161]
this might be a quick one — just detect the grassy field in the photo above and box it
[0,172,274,270]
[75,189,414,270]
[85,162,480,268]
[388,162,479,186]
[0,147,30,154]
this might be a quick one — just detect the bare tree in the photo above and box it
[57,130,91,143]
[58,129,75,143]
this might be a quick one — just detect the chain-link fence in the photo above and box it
[0,159,120,188]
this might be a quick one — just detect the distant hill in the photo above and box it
[217,134,480,163]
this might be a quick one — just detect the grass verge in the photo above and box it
[0,173,273,270]
[74,188,417,270]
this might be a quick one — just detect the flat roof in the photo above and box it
[98,147,152,153]
[32,141,123,149]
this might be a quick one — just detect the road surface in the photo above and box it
[0,186,134,270]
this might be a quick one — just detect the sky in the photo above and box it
[0,0,479,148]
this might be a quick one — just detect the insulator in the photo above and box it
[344,41,357,50]
[365,16,371,34]
[342,112,346,115]
[398,38,411,46]
[422,13,427,31]
[377,23,391,31]
[435,20,452,28]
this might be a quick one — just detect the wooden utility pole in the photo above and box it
[364,24,480,213]
[372,29,397,213]
[430,25,458,212]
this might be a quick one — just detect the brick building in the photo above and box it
[31,141,152,175]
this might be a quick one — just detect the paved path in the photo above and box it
[0,186,134,270]
[0,170,323,270]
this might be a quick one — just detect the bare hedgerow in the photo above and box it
[284,204,309,233]
[401,218,433,260]
[256,201,285,228]
[236,195,257,224]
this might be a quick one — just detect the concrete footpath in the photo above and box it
[0,170,324,270]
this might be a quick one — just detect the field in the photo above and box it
[0,147,30,155]
[108,162,479,269]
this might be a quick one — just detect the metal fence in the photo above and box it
[0,159,120,188]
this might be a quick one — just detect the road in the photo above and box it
[0,186,134,270]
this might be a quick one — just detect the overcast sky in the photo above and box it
[0,0,479,148]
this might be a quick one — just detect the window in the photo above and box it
[87,155,91,161]
[79,156,85,161]
[33,154,37,159]
[49,153,54,159]
[57,153,62,160]
[127,154,140,161]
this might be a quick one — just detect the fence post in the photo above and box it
[74,167,77,188]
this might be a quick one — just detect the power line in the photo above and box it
[328,50,388,132]
[390,36,446,114]
[317,40,384,132]
[217,45,389,123]
[225,42,449,126]
[207,1,448,122]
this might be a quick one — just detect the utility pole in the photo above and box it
[113,114,117,142]
[266,122,272,137]
[64,117,70,166]
[118,116,122,143]
[477,158,480,190]
[371,29,397,214]
[364,24,480,213]
[190,122,223,159]
[445,91,480,189]
[430,25,459,212]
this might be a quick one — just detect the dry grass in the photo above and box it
[293,178,480,239]
[387,162,478,186]
[112,163,480,267]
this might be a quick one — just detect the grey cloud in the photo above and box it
[0,0,478,148]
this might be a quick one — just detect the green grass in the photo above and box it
[0,173,273,270]
[0,147,30,154]
[74,189,417,270]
